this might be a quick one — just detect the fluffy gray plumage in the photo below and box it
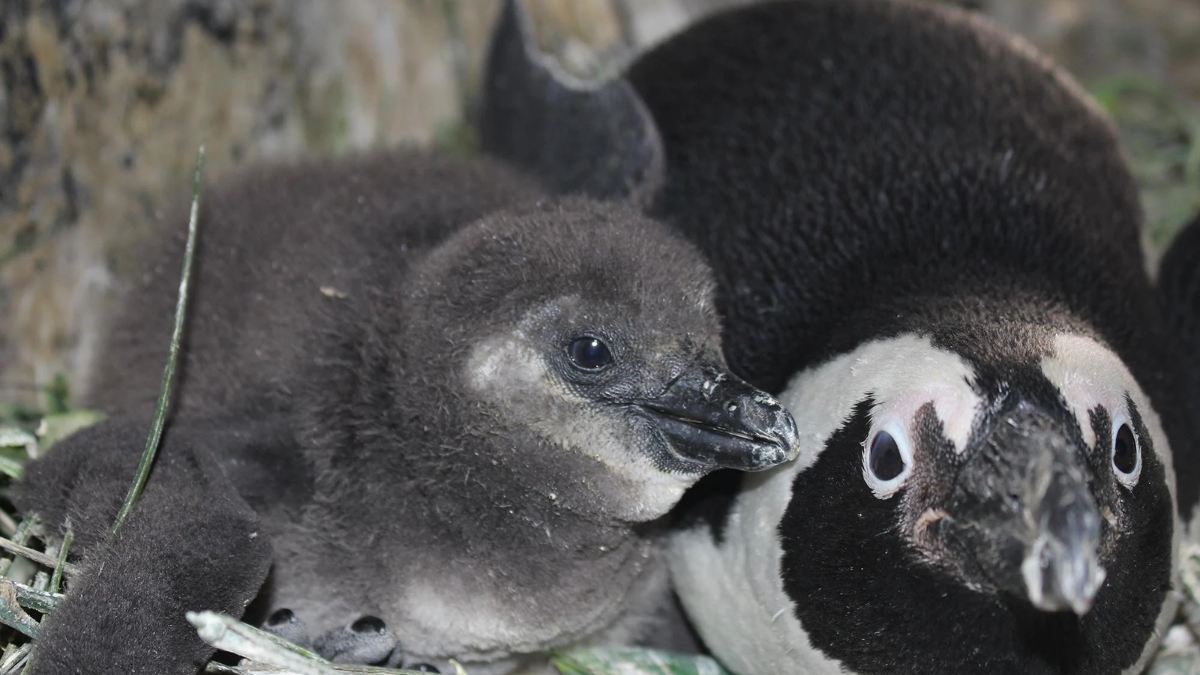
[14,149,797,675]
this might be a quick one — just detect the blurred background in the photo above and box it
[0,0,1196,412]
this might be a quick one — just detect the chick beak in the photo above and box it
[637,359,799,472]
[944,402,1105,616]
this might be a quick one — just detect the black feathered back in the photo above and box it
[628,0,1145,387]
[619,0,1200,514]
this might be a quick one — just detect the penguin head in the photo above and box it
[676,321,1175,675]
[406,197,799,521]
[844,334,1156,619]
[808,329,1174,671]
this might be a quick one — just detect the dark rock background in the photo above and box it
[0,0,1196,407]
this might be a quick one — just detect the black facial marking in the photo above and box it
[568,336,613,370]
[868,431,905,482]
[779,393,1172,674]
[412,665,440,673]
[1088,407,1114,468]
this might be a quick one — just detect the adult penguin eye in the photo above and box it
[1112,422,1141,488]
[568,336,612,371]
[869,431,905,481]
[863,429,912,499]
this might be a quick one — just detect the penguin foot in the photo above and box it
[261,608,312,648]
[261,610,405,666]
[314,615,402,665]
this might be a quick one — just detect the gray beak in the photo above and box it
[637,359,799,472]
[944,401,1105,616]
[1019,448,1106,615]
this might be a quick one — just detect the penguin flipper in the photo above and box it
[14,418,274,675]
[478,0,663,202]
[1161,213,1200,358]
[1160,213,1200,512]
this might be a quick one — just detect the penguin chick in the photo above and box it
[480,1,1198,674]
[14,149,798,675]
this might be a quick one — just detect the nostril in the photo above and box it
[267,608,296,627]
[412,665,441,673]
[351,615,388,635]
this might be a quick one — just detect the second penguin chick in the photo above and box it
[15,150,798,675]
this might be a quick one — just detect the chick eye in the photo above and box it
[863,429,912,499]
[1111,421,1141,488]
[568,337,612,371]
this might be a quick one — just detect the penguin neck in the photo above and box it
[302,345,664,556]
[296,401,670,655]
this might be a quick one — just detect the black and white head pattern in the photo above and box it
[670,333,1177,675]
[464,296,706,521]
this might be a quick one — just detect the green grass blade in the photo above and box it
[4,578,62,614]
[110,145,205,536]
[551,647,732,675]
[37,409,106,454]
[0,537,76,576]
[49,527,72,594]
[0,580,38,638]
[188,611,429,674]
[0,458,22,481]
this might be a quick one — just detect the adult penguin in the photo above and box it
[14,149,798,675]
[479,1,1200,673]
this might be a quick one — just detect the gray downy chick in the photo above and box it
[14,149,798,675]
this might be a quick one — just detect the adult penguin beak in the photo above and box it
[637,359,800,472]
[1019,452,1107,615]
[940,401,1106,616]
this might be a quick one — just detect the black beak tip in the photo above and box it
[744,430,798,472]
[770,406,801,463]
[757,441,797,470]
